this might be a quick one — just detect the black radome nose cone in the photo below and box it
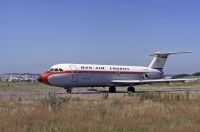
[37,75,42,82]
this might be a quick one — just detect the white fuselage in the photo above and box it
[39,64,163,88]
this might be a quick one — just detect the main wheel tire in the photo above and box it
[66,89,72,94]
[127,86,135,93]
[109,86,116,93]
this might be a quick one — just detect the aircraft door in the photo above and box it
[70,65,78,82]
[116,69,121,76]
[115,68,121,79]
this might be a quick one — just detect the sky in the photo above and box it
[0,0,200,74]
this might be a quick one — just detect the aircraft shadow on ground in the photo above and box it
[54,88,200,95]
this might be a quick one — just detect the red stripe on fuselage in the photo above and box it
[44,70,147,76]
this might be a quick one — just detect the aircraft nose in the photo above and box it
[37,73,50,85]
[37,75,43,82]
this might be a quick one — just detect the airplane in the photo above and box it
[38,51,194,93]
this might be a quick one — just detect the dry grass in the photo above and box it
[0,92,200,132]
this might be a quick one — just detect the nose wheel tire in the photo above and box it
[67,89,72,94]
[65,88,72,94]
[127,86,135,93]
[109,86,116,93]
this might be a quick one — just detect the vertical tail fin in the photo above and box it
[149,51,191,71]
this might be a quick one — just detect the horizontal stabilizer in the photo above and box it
[150,51,191,57]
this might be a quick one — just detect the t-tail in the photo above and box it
[149,51,191,71]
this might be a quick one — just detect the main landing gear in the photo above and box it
[109,86,136,93]
[127,86,135,93]
[65,88,72,94]
[109,86,116,93]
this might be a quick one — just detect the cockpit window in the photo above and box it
[49,68,63,72]
[59,68,64,71]
[50,68,54,71]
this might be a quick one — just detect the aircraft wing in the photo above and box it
[111,78,197,85]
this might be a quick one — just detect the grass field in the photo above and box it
[0,81,57,91]
[0,92,200,132]
[0,81,200,132]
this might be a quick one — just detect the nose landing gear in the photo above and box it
[65,88,72,94]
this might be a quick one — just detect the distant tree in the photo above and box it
[172,74,191,79]
[192,72,200,76]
